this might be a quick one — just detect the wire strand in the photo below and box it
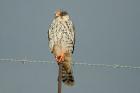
[0,58,140,70]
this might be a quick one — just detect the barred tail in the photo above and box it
[61,64,74,86]
[61,52,74,86]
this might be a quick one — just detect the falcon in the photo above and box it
[48,9,75,86]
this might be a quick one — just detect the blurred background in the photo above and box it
[0,0,140,93]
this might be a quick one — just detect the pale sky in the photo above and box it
[0,0,140,93]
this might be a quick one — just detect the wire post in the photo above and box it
[58,63,62,93]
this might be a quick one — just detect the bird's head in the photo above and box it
[55,9,68,17]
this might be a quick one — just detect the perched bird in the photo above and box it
[48,9,75,86]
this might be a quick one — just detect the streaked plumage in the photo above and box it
[48,9,75,86]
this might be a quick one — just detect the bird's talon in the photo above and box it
[55,54,64,64]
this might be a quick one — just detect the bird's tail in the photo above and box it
[61,53,74,86]
[61,65,74,86]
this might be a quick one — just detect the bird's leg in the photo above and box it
[55,52,65,64]
[59,52,65,62]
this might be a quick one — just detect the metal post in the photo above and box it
[58,63,62,93]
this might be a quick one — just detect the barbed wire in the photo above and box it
[0,58,140,70]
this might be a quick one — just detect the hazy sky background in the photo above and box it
[0,0,140,93]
